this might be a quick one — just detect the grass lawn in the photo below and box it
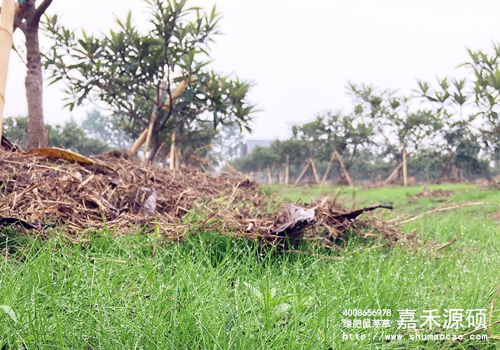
[1,184,500,349]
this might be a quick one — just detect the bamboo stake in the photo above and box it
[335,150,354,187]
[169,132,176,171]
[402,144,407,187]
[310,157,320,184]
[321,152,336,186]
[175,148,181,170]
[285,155,289,185]
[294,159,310,185]
[267,167,272,184]
[130,81,187,155]
[0,0,15,141]
[225,160,237,173]
[383,161,403,186]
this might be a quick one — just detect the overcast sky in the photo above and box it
[5,0,500,140]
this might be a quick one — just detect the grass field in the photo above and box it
[1,184,500,349]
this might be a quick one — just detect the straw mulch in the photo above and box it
[0,149,409,249]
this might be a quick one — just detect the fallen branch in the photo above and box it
[397,202,500,225]
[435,237,458,251]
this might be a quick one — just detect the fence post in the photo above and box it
[402,144,408,187]
[310,157,320,184]
[285,155,289,185]
[294,159,310,185]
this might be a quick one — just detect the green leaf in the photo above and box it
[0,305,18,323]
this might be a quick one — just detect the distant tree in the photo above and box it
[81,109,131,149]
[349,83,441,165]
[291,111,374,171]
[464,43,500,162]
[416,77,482,179]
[43,0,256,163]
[3,116,109,155]
[213,123,246,162]
[3,115,28,149]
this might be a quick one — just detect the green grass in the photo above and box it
[1,184,500,349]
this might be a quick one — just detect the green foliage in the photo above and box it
[42,0,256,161]
[81,109,131,149]
[3,116,110,156]
[465,43,500,160]
[2,116,28,149]
[349,83,441,158]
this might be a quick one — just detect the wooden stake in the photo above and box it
[321,152,336,186]
[383,161,403,186]
[310,157,320,184]
[402,145,408,187]
[175,148,181,170]
[294,159,310,185]
[278,171,283,184]
[335,150,354,187]
[225,160,237,173]
[267,167,272,184]
[285,155,289,185]
[169,132,176,171]
[130,81,187,155]
[0,0,15,141]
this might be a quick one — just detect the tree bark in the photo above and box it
[25,21,46,149]
[147,134,164,165]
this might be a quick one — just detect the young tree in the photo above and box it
[8,0,54,149]
[349,83,441,165]
[464,43,500,162]
[416,77,481,179]
[43,0,255,163]
[291,111,373,172]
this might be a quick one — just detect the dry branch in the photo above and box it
[397,202,500,225]
[384,162,403,186]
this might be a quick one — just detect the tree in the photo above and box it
[291,111,373,173]
[43,0,256,163]
[349,83,441,167]
[464,43,500,162]
[3,115,110,155]
[7,0,54,149]
[416,77,481,179]
[81,109,131,149]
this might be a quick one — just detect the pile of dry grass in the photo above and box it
[0,148,408,249]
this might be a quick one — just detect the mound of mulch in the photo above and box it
[0,149,408,250]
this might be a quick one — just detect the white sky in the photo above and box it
[4,0,500,140]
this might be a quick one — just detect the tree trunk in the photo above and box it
[25,24,46,149]
[147,134,162,165]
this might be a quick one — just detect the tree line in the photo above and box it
[234,46,500,183]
